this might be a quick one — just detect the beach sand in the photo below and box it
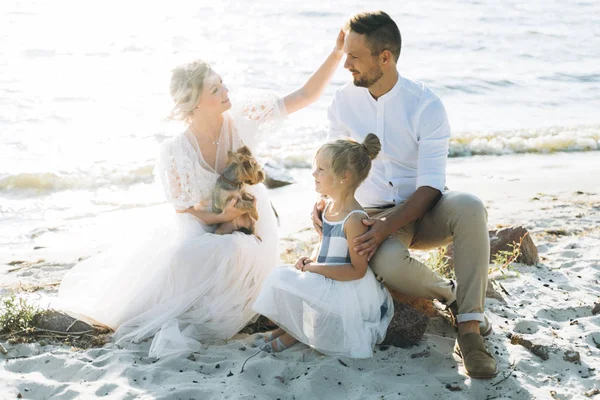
[1,151,600,399]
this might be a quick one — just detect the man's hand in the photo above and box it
[294,256,313,271]
[311,199,325,236]
[353,218,390,261]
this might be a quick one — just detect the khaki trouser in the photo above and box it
[366,191,489,322]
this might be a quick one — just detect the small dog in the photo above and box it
[212,146,265,237]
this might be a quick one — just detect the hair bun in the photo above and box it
[362,133,381,160]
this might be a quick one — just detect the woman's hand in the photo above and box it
[193,200,211,211]
[219,197,247,223]
[294,256,313,271]
[334,28,345,54]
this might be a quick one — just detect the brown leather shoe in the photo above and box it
[454,333,499,379]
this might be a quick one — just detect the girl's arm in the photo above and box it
[310,241,321,262]
[282,30,345,115]
[303,214,370,281]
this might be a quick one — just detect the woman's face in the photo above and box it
[195,72,231,115]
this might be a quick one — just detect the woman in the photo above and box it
[57,30,345,358]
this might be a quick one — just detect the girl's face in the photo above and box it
[194,72,231,115]
[312,149,342,196]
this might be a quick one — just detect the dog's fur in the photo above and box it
[212,146,265,236]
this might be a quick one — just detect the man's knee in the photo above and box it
[447,192,487,223]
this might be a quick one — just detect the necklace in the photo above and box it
[188,126,219,145]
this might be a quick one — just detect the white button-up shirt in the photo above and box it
[327,74,450,208]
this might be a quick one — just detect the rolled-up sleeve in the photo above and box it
[415,97,450,192]
[327,93,348,141]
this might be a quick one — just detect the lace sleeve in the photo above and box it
[230,90,287,150]
[155,138,197,210]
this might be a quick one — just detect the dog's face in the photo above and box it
[227,146,265,185]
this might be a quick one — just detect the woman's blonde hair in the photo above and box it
[168,60,212,121]
[316,133,381,191]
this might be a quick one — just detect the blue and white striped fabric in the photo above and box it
[317,207,368,265]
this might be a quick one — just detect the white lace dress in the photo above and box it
[57,91,286,358]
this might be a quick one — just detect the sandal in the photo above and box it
[252,330,280,347]
[261,337,292,353]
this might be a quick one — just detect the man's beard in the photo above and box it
[352,65,384,88]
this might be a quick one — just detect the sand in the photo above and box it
[1,151,600,400]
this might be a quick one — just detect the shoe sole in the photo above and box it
[453,347,499,379]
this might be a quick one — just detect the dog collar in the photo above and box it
[217,174,243,189]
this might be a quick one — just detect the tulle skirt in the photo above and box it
[253,265,393,358]
[57,184,278,358]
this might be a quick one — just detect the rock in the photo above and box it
[262,162,294,189]
[390,291,439,318]
[239,314,277,335]
[592,303,600,315]
[491,227,539,265]
[32,310,109,333]
[446,226,539,267]
[381,299,428,348]
[563,350,580,363]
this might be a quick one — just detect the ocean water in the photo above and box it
[1,0,599,251]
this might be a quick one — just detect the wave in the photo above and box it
[1,125,598,195]
[0,165,155,194]
[449,125,600,157]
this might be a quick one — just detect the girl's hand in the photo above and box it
[334,29,345,54]
[302,262,318,273]
[294,257,313,271]
[220,197,246,222]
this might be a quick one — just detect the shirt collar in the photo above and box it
[364,71,403,103]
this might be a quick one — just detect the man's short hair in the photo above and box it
[345,11,401,62]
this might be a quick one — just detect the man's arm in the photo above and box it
[352,187,441,257]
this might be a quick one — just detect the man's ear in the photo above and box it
[380,49,392,65]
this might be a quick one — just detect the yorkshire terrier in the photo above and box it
[212,146,265,237]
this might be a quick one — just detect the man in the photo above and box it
[313,11,498,378]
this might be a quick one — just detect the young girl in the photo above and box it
[252,134,393,358]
